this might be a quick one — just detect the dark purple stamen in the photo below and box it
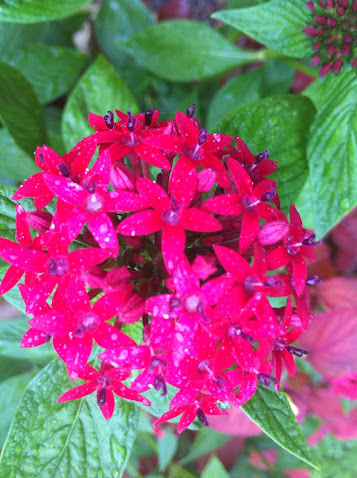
[97,388,107,407]
[306,275,322,286]
[47,258,69,277]
[263,276,283,287]
[45,333,52,343]
[104,110,114,130]
[58,162,71,178]
[197,302,209,322]
[214,376,226,389]
[127,111,136,133]
[260,187,276,202]
[257,373,278,387]
[198,129,208,146]
[145,107,154,126]
[197,407,209,426]
[38,152,44,163]
[186,103,196,118]
[254,148,269,165]
[285,345,308,357]
[301,232,322,246]
[240,331,256,346]
[149,356,167,372]
[169,297,183,311]
[83,180,97,194]
[154,374,167,396]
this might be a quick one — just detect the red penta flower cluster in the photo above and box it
[0,104,321,432]
[303,0,357,76]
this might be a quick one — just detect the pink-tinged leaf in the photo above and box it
[136,178,170,211]
[291,255,307,297]
[57,381,98,402]
[106,190,150,212]
[197,168,216,193]
[21,327,48,348]
[290,204,303,240]
[299,309,357,378]
[69,247,110,271]
[177,405,199,434]
[202,194,242,215]
[0,265,24,295]
[15,204,32,246]
[182,208,222,233]
[227,157,252,196]
[95,323,134,349]
[176,110,198,146]
[12,173,49,200]
[267,245,290,270]
[214,245,250,282]
[112,382,150,406]
[0,248,48,273]
[98,388,115,420]
[135,142,171,170]
[239,212,260,253]
[209,405,261,436]
[143,134,184,154]
[200,153,230,189]
[161,225,186,273]
[316,277,357,310]
[88,213,118,257]
[117,210,163,236]
[146,294,174,319]
[100,345,149,369]
[257,221,289,245]
[169,161,197,208]
[43,174,86,206]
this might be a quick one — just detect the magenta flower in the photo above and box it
[144,110,233,188]
[43,150,149,255]
[58,363,150,420]
[117,169,222,272]
[203,158,278,252]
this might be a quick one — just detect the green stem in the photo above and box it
[259,49,319,78]
[126,461,144,478]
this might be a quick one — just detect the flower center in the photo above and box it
[75,312,99,336]
[184,294,201,313]
[161,208,180,226]
[85,193,104,214]
[47,258,69,277]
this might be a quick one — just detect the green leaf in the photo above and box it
[0,60,46,156]
[201,456,230,478]
[242,386,318,469]
[0,369,38,446]
[212,0,311,58]
[0,355,33,383]
[0,186,35,242]
[45,107,66,155]
[0,0,91,23]
[158,428,178,472]
[0,359,139,477]
[0,316,55,365]
[206,61,294,130]
[307,70,357,237]
[311,434,357,478]
[2,44,87,104]
[178,429,230,465]
[62,54,138,149]
[303,76,335,111]
[121,20,262,82]
[0,128,37,182]
[215,95,316,213]
[169,465,196,478]
[95,0,153,68]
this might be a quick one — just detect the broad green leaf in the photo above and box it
[0,369,37,446]
[206,61,294,130]
[303,76,334,111]
[295,175,316,231]
[169,465,196,478]
[242,386,318,469]
[311,434,357,478]
[2,44,87,105]
[0,0,91,23]
[62,54,138,149]
[178,429,230,465]
[201,456,230,478]
[0,359,139,477]
[95,0,153,69]
[158,428,178,472]
[0,316,55,365]
[212,0,311,58]
[216,95,316,213]
[0,128,37,182]
[0,355,33,383]
[121,20,262,82]
[307,70,357,237]
[45,107,66,155]
[0,60,47,156]
[0,186,34,242]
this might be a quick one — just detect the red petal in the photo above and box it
[213,245,250,282]
[182,208,222,232]
[143,134,184,154]
[200,153,230,189]
[112,382,150,406]
[135,142,171,169]
[176,110,198,146]
[117,210,163,236]
[15,204,32,246]
[106,190,150,212]
[88,213,118,257]
[267,246,290,269]
[291,255,307,296]
[290,204,303,240]
[58,381,97,402]
[100,345,149,369]
[0,248,48,273]
[98,388,115,420]
[66,280,90,313]
[227,157,252,196]
[21,327,48,348]
[136,178,170,212]
[202,194,242,215]
[43,174,86,206]
[239,212,260,253]
[177,404,197,433]
[146,294,175,319]
[0,265,24,295]
[12,173,49,200]
[95,323,134,349]
[161,225,185,273]
[173,261,199,298]
[169,161,197,208]
[69,247,110,271]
